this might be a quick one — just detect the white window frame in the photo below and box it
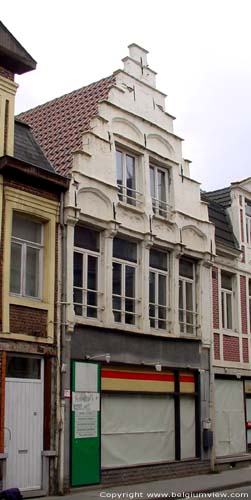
[112,257,138,326]
[73,246,101,320]
[10,218,43,299]
[221,272,233,331]
[149,254,169,330]
[245,200,251,245]
[116,148,142,207]
[179,261,196,335]
[150,164,170,218]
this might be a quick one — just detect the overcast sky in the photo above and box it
[2,0,251,191]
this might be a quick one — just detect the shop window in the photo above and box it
[73,226,101,319]
[245,200,251,244]
[150,164,169,217]
[149,248,168,330]
[116,149,141,206]
[179,258,196,335]
[221,271,233,330]
[10,212,43,298]
[112,237,138,325]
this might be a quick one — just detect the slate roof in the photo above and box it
[203,187,231,208]
[201,191,238,250]
[14,120,54,173]
[0,21,36,74]
[17,75,116,176]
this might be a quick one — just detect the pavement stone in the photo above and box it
[42,466,251,500]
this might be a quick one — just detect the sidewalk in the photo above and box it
[43,466,251,499]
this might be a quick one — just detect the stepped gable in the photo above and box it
[17,75,116,176]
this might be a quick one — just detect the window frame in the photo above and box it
[179,259,196,335]
[10,214,43,299]
[112,238,138,326]
[245,200,251,245]
[73,230,101,320]
[150,163,170,218]
[221,271,233,331]
[149,249,169,330]
[116,147,142,207]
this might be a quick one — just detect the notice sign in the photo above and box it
[72,392,100,412]
[75,410,97,438]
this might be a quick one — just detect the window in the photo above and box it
[149,248,168,329]
[73,226,100,318]
[112,237,137,325]
[10,212,43,298]
[179,258,196,335]
[150,164,169,217]
[116,149,140,206]
[221,272,233,330]
[245,200,251,244]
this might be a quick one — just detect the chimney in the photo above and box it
[0,22,36,157]
[122,43,157,87]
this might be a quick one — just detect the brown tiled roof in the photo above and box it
[17,75,116,176]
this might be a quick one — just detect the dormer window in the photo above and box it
[150,164,169,217]
[116,148,142,207]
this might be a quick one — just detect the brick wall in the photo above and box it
[4,178,59,203]
[10,305,48,337]
[243,338,249,363]
[214,333,220,360]
[223,335,240,362]
[212,267,219,329]
[240,275,248,334]
[0,66,14,81]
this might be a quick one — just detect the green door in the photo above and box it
[71,360,101,486]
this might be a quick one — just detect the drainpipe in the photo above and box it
[58,191,67,494]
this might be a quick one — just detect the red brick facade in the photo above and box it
[212,267,219,329]
[214,333,220,360]
[223,335,240,362]
[10,305,48,337]
[240,275,248,334]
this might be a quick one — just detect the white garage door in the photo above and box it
[101,393,175,467]
[215,379,246,457]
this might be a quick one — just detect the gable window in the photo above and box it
[112,237,137,325]
[245,201,251,244]
[221,271,233,330]
[149,248,168,330]
[10,212,43,298]
[150,164,169,217]
[116,149,140,206]
[73,226,100,319]
[179,258,196,335]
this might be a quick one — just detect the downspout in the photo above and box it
[58,191,67,494]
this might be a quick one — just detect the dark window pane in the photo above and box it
[125,298,135,324]
[87,291,97,318]
[113,296,121,323]
[149,272,155,303]
[10,242,22,294]
[88,255,98,290]
[6,356,41,379]
[186,282,193,311]
[150,167,155,198]
[126,154,136,205]
[113,238,137,262]
[113,262,121,295]
[221,291,225,328]
[74,288,83,315]
[158,169,166,202]
[74,226,100,251]
[74,252,83,287]
[150,249,168,271]
[221,272,232,290]
[149,304,155,320]
[125,266,135,298]
[158,274,166,306]
[226,293,232,329]
[116,150,123,200]
[158,304,166,329]
[246,202,251,216]
[179,258,194,279]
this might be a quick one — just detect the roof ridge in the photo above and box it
[17,74,114,117]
